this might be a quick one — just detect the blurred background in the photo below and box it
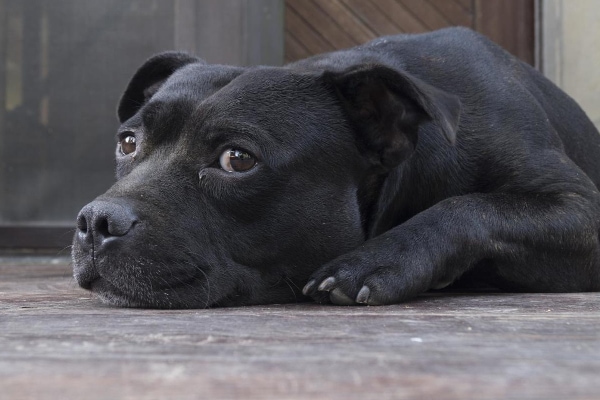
[0,0,598,252]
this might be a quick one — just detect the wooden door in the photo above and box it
[285,0,534,64]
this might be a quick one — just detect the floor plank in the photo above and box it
[1,261,599,399]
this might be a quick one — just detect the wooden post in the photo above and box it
[474,0,535,65]
[175,0,284,66]
[0,0,6,136]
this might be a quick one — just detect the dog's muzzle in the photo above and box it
[74,200,137,286]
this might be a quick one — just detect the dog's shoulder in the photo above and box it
[364,26,489,51]
[292,27,494,60]
[286,27,517,89]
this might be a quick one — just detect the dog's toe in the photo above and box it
[329,288,355,305]
[317,276,336,291]
[355,285,370,304]
[302,279,317,296]
[305,259,421,305]
[304,276,355,305]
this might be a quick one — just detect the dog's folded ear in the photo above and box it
[117,52,202,123]
[323,64,461,169]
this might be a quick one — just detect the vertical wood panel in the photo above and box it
[241,0,285,66]
[475,0,535,65]
[193,0,283,66]
[0,0,6,135]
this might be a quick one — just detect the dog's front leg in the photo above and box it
[303,192,600,305]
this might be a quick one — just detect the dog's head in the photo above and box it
[72,51,459,308]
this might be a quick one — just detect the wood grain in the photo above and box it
[284,0,534,64]
[1,262,599,400]
[475,0,535,65]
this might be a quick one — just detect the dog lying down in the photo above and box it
[72,27,600,308]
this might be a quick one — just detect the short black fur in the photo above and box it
[72,27,600,308]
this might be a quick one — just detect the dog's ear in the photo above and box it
[324,64,461,169]
[117,52,202,123]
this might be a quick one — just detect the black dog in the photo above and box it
[72,27,600,308]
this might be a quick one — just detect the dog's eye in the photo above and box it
[219,149,256,172]
[119,134,136,155]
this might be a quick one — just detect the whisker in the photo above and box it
[180,258,211,308]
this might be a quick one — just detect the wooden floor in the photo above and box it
[1,259,599,400]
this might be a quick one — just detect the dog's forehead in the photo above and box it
[131,64,244,138]
[192,67,352,159]
[208,67,325,108]
[158,63,244,99]
[138,65,350,159]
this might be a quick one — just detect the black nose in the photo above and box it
[76,200,137,250]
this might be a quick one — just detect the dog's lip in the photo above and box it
[86,270,213,308]
[88,276,122,295]
[89,277,150,308]
[79,276,99,291]
[73,261,101,290]
[91,279,143,308]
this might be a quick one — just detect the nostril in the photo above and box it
[95,217,111,238]
[77,211,89,234]
[102,212,136,237]
[76,201,137,244]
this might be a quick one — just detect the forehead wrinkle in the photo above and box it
[143,64,246,137]
[140,102,162,129]
[201,120,265,143]
[185,67,355,170]
[136,99,195,151]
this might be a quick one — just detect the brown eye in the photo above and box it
[219,149,256,172]
[120,134,136,155]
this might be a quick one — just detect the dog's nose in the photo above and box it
[76,200,137,249]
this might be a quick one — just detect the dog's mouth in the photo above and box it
[72,222,313,309]
[88,278,144,308]
[73,251,215,309]
[85,272,213,309]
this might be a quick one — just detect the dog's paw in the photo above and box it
[302,275,377,305]
[302,250,432,306]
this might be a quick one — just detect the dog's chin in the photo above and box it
[87,278,157,308]
[93,284,140,308]
[73,251,308,309]
[72,249,217,309]
[86,275,212,309]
